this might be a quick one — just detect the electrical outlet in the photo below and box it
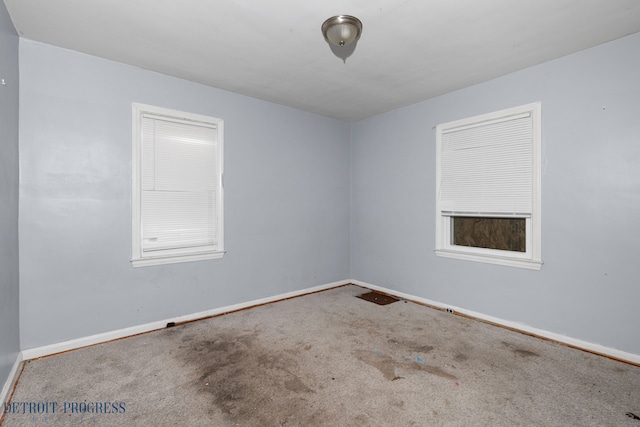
[445,308,455,314]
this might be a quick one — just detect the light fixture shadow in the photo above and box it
[328,41,358,63]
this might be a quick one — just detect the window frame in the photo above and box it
[131,103,224,267]
[435,102,542,270]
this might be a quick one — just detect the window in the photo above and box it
[131,103,224,267]
[435,102,541,270]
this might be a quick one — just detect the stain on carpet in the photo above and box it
[284,376,315,393]
[454,353,469,362]
[353,349,457,381]
[388,338,434,354]
[354,350,398,381]
[502,341,539,358]
[410,362,458,380]
[169,328,331,426]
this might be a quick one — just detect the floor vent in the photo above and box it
[357,291,399,305]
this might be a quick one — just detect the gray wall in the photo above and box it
[0,0,20,388]
[18,39,351,349]
[351,32,640,355]
[14,30,640,357]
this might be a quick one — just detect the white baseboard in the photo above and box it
[0,352,23,408]
[21,280,350,361]
[350,279,640,366]
[19,278,640,366]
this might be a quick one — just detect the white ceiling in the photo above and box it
[4,0,640,122]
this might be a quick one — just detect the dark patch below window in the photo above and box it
[452,217,525,252]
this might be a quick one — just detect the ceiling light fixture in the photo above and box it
[321,15,363,47]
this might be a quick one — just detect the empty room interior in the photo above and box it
[1,1,640,426]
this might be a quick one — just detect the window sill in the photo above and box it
[131,250,225,268]
[435,249,542,270]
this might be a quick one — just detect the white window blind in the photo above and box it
[439,112,533,217]
[141,115,218,252]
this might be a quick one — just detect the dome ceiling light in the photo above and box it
[321,15,363,47]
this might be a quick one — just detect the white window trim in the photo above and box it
[435,102,542,270]
[131,103,224,267]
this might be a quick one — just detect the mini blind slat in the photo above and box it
[140,114,218,252]
[440,115,533,214]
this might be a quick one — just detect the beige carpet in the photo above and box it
[3,285,640,426]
